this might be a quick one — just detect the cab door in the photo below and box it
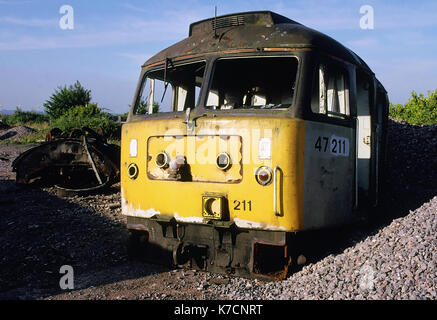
[356,71,372,204]
[304,59,355,229]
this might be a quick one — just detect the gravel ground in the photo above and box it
[226,196,437,300]
[0,125,35,141]
[0,117,436,300]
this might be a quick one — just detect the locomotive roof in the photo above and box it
[143,11,371,72]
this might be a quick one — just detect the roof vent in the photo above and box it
[189,11,298,37]
[212,15,245,30]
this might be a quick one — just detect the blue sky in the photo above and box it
[0,0,436,114]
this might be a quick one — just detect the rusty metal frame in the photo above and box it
[250,238,289,280]
[126,215,290,280]
[12,127,120,194]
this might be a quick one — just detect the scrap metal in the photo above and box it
[12,127,120,194]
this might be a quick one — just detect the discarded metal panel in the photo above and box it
[12,127,120,194]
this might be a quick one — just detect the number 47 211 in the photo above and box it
[314,136,349,156]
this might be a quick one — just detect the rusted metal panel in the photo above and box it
[251,240,289,280]
[127,215,291,280]
[143,11,370,73]
[12,127,120,194]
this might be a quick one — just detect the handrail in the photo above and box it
[273,166,280,216]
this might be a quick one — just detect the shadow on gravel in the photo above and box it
[0,180,170,300]
[292,119,437,272]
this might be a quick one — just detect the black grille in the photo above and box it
[212,15,245,30]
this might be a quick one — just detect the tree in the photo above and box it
[43,81,91,119]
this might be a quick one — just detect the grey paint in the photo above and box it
[303,121,355,229]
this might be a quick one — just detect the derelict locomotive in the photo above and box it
[121,11,388,279]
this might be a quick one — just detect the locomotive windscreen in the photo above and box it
[206,56,298,110]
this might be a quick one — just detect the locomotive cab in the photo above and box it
[121,11,388,279]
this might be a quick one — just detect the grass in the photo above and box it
[1,121,122,145]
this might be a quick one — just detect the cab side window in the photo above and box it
[311,63,350,118]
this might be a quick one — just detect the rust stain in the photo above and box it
[263,47,312,52]
[142,48,258,70]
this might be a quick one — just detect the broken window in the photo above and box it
[135,61,205,115]
[206,57,298,110]
[311,63,350,118]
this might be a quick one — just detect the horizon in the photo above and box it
[1,0,436,114]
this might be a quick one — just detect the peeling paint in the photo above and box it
[174,212,207,224]
[234,218,287,231]
[149,167,170,179]
[122,189,209,223]
[121,189,161,218]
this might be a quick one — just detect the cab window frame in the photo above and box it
[310,56,354,125]
[133,59,207,116]
[201,54,301,113]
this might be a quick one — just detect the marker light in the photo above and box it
[255,166,272,186]
[216,152,231,170]
[128,163,139,179]
[156,152,169,168]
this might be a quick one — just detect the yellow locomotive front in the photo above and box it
[120,11,388,279]
[122,53,305,279]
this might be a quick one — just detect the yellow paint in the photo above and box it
[121,116,306,232]
[147,135,242,183]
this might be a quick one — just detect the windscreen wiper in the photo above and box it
[161,57,173,103]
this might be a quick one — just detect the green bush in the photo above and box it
[44,81,91,120]
[1,107,49,126]
[51,104,119,138]
[390,89,437,125]
[0,113,8,124]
